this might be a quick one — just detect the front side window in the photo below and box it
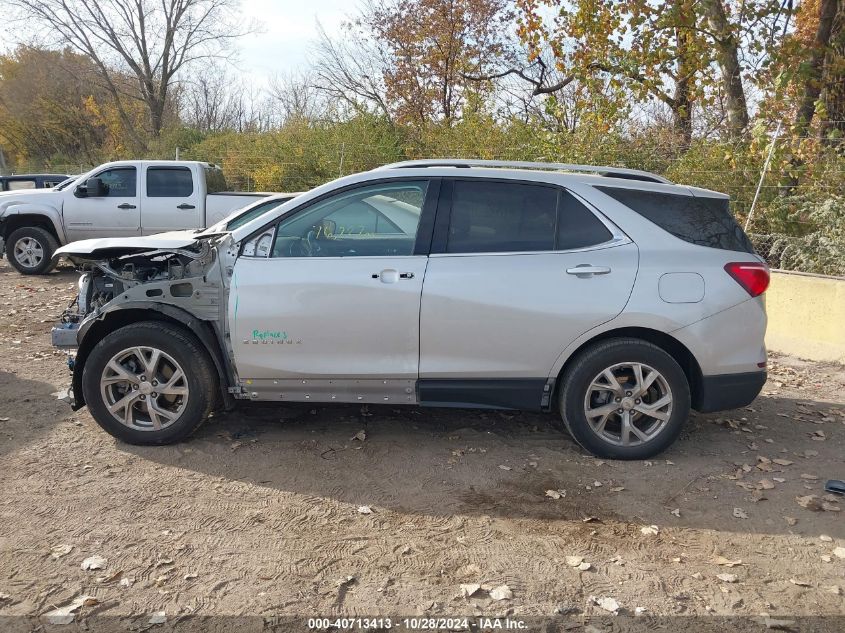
[98,168,137,197]
[446,180,557,253]
[268,181,427,258]
[147,167,194,197]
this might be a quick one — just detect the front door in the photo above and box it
[63,166,141,241]
[229,179,437,403]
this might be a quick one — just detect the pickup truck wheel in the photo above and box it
[7,226,58,275]
[81,321,216,445]
[558,338,690,460]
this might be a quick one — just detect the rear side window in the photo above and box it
[147,167,194,197]
[447,181,557,253]
[446,181,612,254]
[596,186,755,254]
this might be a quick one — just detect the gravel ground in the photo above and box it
[0,259,843,631]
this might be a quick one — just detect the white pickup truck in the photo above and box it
[0,160,267,274]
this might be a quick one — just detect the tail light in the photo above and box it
[724,262,770,297]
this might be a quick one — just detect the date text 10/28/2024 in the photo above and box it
[308,617,529,630]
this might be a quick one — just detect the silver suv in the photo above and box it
[51,160,769,459]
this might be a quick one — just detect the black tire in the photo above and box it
[557,338,691,460]
[6,226,58,275]
[81,321,217,445]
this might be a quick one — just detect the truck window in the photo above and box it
[8,179,36,190]
[147,167,194,197]
[98,168,137,197]
[204,166,228,193]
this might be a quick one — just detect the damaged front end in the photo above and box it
[51,235,239,409]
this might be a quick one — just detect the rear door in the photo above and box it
[63,166,141,241]
[141,165,202,234]
[419,178,638,406]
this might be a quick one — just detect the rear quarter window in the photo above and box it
[596,186,755,254]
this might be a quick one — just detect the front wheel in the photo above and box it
[81,322,217,444]
[558,338,691,460]
[7,226,58,275]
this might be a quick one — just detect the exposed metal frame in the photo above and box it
[376,159,672,184]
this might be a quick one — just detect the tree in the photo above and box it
[793,0,839,136]
[314,0,509,127]
[503,0,790,140]
[0,46,110,167]
[8,0,250,149]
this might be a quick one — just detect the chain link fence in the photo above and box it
[750,232,845,277]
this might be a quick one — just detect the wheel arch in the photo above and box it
[1,211,64,244]
[553,326,704,411]
[72,303,234,412]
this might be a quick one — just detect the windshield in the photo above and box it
[225,198,288,230]
[196,195,297,236]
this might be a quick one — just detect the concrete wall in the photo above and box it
[765,270,845,363]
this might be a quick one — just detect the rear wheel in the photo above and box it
[81,322,217,444]
[7,226,58,275]
[558,338,690,459]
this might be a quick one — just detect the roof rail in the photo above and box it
[376,159,671,184]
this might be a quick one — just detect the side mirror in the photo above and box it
[85,177,106,197]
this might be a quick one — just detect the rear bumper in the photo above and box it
[695,371,766,413]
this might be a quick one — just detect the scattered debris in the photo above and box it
[833,547,845,559]
[763,617,797,631]
[640,525,659,536]
[670,508,681,517]
[80,555,106,571]
[716,573,738,583]
[357,505,373,514]
[732,507,748,519]
[545,489,565,499]
[460,584,481,598]
[590,596,620,614]
[498,465,512,471]
[489,585,512,601]
[42,596,98,625]
[713,556,743,567]
[148,611,166,625]
[351,429,367,442]
[50,544,72,559]
[789,578,811,587]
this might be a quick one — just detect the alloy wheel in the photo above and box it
[99,346,189,431]
[583,362,673,447]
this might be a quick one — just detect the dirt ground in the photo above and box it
[0,258,843,631]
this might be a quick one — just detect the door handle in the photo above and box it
[177,203,196,210]
[566,264,611,277]
[372,269,415,283]
[117,203,136,209]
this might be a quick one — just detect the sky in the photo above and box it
[228,0,351,87]
[0,0,353,88]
